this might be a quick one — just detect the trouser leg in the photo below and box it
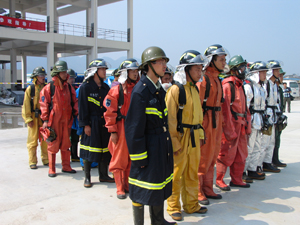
[263,125,275,164]
[83,160,92,188]
[114,170,126,199]
[41,140,49,165]
[132,202,144,225]
[48,152,56,177]
[216,159,230,190]
[98,160,115,183]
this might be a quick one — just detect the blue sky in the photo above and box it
[28,0,300,75]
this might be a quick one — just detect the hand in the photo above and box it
[42,121,48,129]
[111,133,118,145]
[200,139,204,147]
[28,121,34,128]
[174,148,183,156]
[84,125,91,136]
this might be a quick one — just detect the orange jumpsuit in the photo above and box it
[196,66,223,201]
[216,76,251,188]
[104,81,136,196]
[40,76,78,174]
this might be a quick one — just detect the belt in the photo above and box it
[181,123,204,148]
[203,106,221,128]
[146,126,167,135]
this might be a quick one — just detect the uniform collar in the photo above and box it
[146,75,161,90]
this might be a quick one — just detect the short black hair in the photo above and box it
[283,82,287,85]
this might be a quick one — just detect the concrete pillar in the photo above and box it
[21,53,27,89]
[47,41,54,82]
[88,0,98,61]
[9,0,16,17]
[47,0,55,33]
[127,0,133,58]
[10,49,17,90]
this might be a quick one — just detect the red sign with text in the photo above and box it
[0,16,45,31]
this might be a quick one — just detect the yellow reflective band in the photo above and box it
[88,97,100,106]
[132,202,143,207]
[164,108,168,116]
[129,173,173,190]
[179,52,196,61]
[89,60,102,66]
[80,144,109,153]
[145,107,163,118]
[130,151,148,161]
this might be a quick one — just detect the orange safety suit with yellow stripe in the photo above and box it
[22,78,48,166]
[166,82,204,214]
[196,66,223,201]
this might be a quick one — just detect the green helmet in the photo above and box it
[280,68,286,76]
[31,66,47,78]
[67,68,77,78]
[112,68,120,77]
[228,55,247,69]
[51,60,68,77]
[139,46,169,70]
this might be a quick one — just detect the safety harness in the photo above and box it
[227,80,247,121]
[174,81,204,148]
[116,83,126,121]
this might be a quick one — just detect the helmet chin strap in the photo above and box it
[58,74,67,84]
[186,67,197,85]
[212,60,223,73]
[148,62,162,78]
[96,70,103,84]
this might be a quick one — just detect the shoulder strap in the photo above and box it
[116,84,126,121]
[228,81,235,105]
[266,81,270,98]
[174,81,186,134]
[30,84,35,112]
[203,74,210,106]
[49,81,55,112]
[218,77,225,103]
[68,83,76,116]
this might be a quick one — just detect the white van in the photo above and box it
[283,80,299,97]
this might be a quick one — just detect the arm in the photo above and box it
[71,85,78,116]
[244,84,253,109]
[22,86,33,124]
[125,91,148,168]
[103,86,119,133]
[39,84,51,123]
[78,84,90,128]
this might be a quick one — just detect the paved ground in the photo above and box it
[0,102,300,225]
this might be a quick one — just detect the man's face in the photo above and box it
[213,55,226,70]
[151,59,167,77]
[128,69,139,81]
[283,83,287,88]
[97,68,107,79]
[36,75,46,84]
[259,70,267,82]
[189,64,203,82]
[279,73,284,83]
[273,68,280,78]
[67,77,75,85]
[59,71,68,81]
[161,74,171,84]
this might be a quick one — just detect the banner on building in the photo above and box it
[0,16,45,31]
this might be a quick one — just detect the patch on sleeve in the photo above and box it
[105,99,111,107]
[42,96,45,102]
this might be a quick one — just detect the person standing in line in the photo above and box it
[125,46,176,225]
[283,82,292,113]
[40,61,78,177]
[215,55,252,191]
[166,50,207,222]
[22,66,48,169]
[104,59,140,199]
[196,44,228,205]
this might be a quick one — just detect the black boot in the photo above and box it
[247,170,265,180]
[242,172,253,183]
[84,161,92,188]
[149,204,177,225]
[263,162,281,173]
[256,166,266,176]
[272,147,287,167]
[71,143,80,162]
[98,162,115,183]
[132,202,144,225]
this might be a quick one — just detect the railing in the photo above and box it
[0,15,128,42]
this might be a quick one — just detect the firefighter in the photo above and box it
[79,58,114,188]
[196,44,228,205]
[272,68,287,167]
[243,61,268,182]
[166,50,208,221]
[22,66,48,169]
[160,67,173,91]
[40,61,78,177]
[259,60,282,173]
[216,55,252,191]
[125,46,176,225]
[67,68,80,162]
[104,58,140,199]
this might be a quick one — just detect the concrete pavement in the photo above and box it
[0,101,300,225]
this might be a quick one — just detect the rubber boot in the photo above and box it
[263,162,281,173]
[198,174,209,205]
[84,161,92,188]
[98,162,115,183]
[48,152,56,178]
[272,147,287,167]
[256,166,265,176]
[203,165,222,199]
[123,169,130,193]
[216,160,230,191]
[71,143,80,162]
[114,170,126,199]
[149,204,177,225]
[229,162,250,188]
[132,202,144,225]
[61,150,76,173]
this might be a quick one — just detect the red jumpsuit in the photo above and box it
[40,76,78,175]
[104,81,136,196]
[196,66,223,201]
[216,76,251,188]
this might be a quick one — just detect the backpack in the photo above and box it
[227,80,247,120]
